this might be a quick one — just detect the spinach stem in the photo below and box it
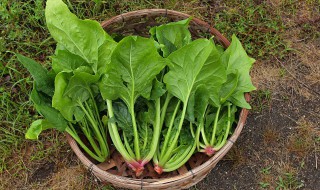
[129,103,140,160]
[200,118,209,146]
[142,124,148,150]
[214,104,232,150]
[79,119,102,156]
[163,140,197,172]
[160,93,172,129]
[210,106,221,146]
[123,131,135,158]
[164,144,192,168]
[65,126,104,162]
[190,122,195,137]
[159,102,187,166]
[89,91,107,143]
[79,100,108,157]
[142,98,161,165]
[160,100,181,160]
[106,99,134,162]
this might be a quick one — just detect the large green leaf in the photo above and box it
[219,72,239,103]
[97,40,117,75]
[112,101,133,137]
[99,36,165,109]
[52,48,88,74]
[199,41,227,106]
[64,71,100,102]
[30,86,68,131]
[45,0,112,71]
[164,39,225,104]
[16,53,54,96]
[220,35,256,108]
[52,72,76,121]
[25,119,55,140]
[150,18,192,57]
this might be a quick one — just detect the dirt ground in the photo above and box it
[1,0,319,189]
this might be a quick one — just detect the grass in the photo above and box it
[1,0,319,189]
[251,89,272,113]
[212,0,288,59]
[276,172,304,190]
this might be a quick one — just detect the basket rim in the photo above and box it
[66,9,250,189]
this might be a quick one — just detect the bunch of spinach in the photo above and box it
[19,0,256,176]
[17,0,115,162]
[148,20,256,174]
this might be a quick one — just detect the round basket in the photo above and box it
[66,9,251,190]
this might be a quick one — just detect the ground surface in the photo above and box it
[0,0,319,189]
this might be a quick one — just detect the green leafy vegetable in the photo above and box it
[154,39,227,172]
[45,0,113,72]
[197,35,256,156]
[221,35,256,108]
[150,18,192,57]
[99,36,165,175]
[16,53,54,96]
[18,0,112,163]
[18,0,256,177]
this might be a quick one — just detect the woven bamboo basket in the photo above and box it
[66,9,251,190]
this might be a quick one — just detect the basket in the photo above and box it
[66,9,251,190]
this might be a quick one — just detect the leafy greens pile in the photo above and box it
[18,0,256,176]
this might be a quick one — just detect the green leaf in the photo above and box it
[30,86,68,131]
[221,35,256,108]
[220,73,239,103]
[186,93,195,122]
[150,79,166,100]
[52,72,76,121]
[112,101,133,137]
[164,39,225,105]
[150,18,192,57]
[16,53,54,96]
[64,71,100,102]
[25,119,55,140]
[229,91,251,109]
[203,40,227,106]
[139,123,153,158]
[179,124,194,146]
[204,113,216,135]
[193,85,210,120]
[52,48,88,73]
[25,119,43,139]
[45,0,112,71]
[97,40,117,75]
[99,36,165,108]
[221,35,256,92]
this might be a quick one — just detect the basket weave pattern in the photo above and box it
[66,9,250,190]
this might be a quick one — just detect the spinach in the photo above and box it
[150,18,192,57]
[18,0,256,176]
[195,35,256,157]
[18,0,113,163]
[99,36,165,175]
[45,0,113,72]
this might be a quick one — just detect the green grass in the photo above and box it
[251,89,272,113]
[1,0,50,172]
[212,0,291,59]
[276,173,304,190]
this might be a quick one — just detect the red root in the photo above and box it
[203,146,215,156]
[127,161,145,176]
[135,166,144,176]
[154,164,163,174]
